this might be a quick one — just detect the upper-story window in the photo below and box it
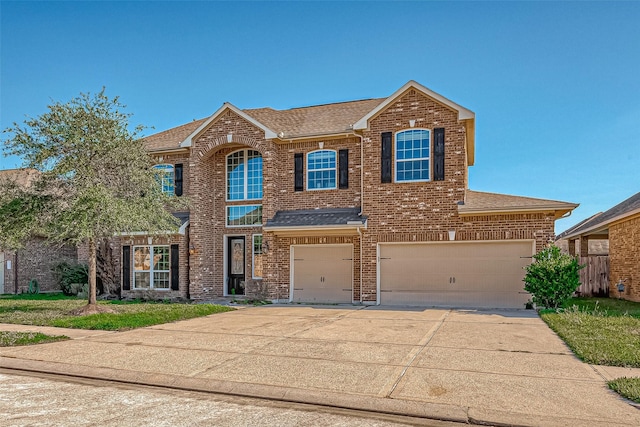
[307,150,336,190]
[227,149,263,200]
[395,129,430,182]
[153,164,175,195]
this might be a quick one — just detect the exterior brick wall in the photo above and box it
[609,215,640,302]
[1,238,77,293]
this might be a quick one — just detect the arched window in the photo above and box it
[227,149,263,201]
[307,150,336,190]
[153,164,175,195]
[395,129,430,182]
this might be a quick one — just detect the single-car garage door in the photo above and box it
[291,245,353,303]
[379,241,534,308]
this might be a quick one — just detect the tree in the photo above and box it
[0,89,185,314]
[523,245,584,309]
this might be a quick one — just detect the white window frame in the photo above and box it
[306,149,337,191]
[394,129,431,183]
[226,204,263,228]
[226,149,263,202]
[132,245,170,290]
[252,234,263,279]
[153,164,175,195]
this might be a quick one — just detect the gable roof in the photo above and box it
[458,190,578,219]
[559,191,640,239]
[179,103,278,148]
[353,80,476,165]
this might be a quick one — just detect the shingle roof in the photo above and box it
[173,211,190,226]
[142,98,386,150]
[458,190,578,218]
[559,191,640,239]
[0,168,39,188]
[144,118,207,151]
[265,208,366,228]
[245,98,385,139]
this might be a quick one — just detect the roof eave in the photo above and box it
[179,103,277,148]
[263,223,366,236]
[458,204,578,219]
[561,207,640,240]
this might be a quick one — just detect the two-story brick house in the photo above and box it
[122,81,577,308]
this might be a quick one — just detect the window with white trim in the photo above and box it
[133,245,170,289]
[395,129,430,182]
[227,205,262,227]
[307,150,336,190]
[252,234,263,279]
[153,164,175,195]
[227,149,263,200]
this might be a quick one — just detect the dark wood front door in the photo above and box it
[227,237,245,295]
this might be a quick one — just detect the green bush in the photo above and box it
[524,245,584,309]
[52,262,88,296]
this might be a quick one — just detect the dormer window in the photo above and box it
[153,164,175,195]
[395,129,430,182]
[307,150,336,190]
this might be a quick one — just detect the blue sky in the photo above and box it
[1,1,639,234]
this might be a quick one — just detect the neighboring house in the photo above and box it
[116,80,577,308]
[556,212,609,255]
[558,192,640,302]
[0,169,78,294]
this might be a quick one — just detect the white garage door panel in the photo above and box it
[292,245,353,303]
[379,241,533,308]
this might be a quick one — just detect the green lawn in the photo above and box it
[0,293,234,331]
[608,377,640,404]
[0,331,69,347]
[541,298,640,368]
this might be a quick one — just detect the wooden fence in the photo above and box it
[576,256,609,297]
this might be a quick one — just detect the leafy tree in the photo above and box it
[524,245,584,309]
[0,89,185,314]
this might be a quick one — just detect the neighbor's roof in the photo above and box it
[458,190,578,219]
[0,168,39,188]
[559,191,640,239]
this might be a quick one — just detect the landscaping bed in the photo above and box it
[0,293,234,331]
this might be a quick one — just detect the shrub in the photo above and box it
[52,262,88,296]
[524,245,584,309]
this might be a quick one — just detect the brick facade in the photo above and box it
[1,238,77,294]
[609,215,640,302]
[123,82,571,304]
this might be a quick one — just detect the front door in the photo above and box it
[227,237,245,295]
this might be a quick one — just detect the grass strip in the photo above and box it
[0,331,69,347]
[608,377,640,404]
[50,304,233,330]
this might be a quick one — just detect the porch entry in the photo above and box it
[227,236,245,296]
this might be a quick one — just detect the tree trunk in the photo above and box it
[88,237,97,305]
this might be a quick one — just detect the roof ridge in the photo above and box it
[245,98,384,113]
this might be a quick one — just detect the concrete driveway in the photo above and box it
[1,305,639,426]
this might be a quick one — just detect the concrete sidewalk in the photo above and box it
[1,306,639,426]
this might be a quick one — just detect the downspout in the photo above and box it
[185,225,191,300]
[350,130,366,304]
[14,250,18,294]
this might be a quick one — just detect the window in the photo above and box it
[153,164,175,195]
[252,234,263,279]
[307,150,336,190]
[395,129,430,182]
[227,205,262,227]
[227,149,263,200]
[133,245,170,289]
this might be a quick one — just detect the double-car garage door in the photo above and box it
[289,241,533,308]
[378,241,534,308]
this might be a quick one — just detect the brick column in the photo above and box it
[579,236,589,256]
[568,239,576,256]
